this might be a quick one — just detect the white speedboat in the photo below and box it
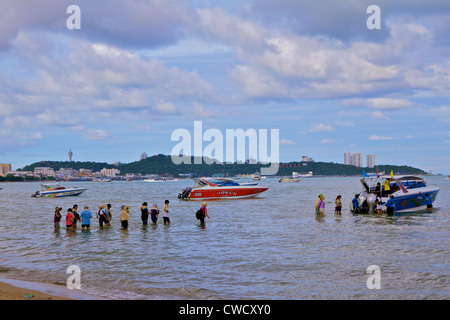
[32,184,87,198]
[354,175,439,213]
[292,171,313,178]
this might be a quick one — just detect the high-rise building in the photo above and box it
[352,153,363,167]
[367,154,376,168]
[344,152,352,165]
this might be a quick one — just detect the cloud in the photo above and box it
[305,123,334,133]
[343,98,416,110]
[368,135,393,141]
[0,0,192,51]
[280,139,295,145]
[333,120,355,127]
[83,129,112,141]
[371,111,390,120]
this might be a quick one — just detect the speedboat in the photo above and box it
[353,175,439,213]
[92,178,111,182]
[292,171,313,178]
[279,177,301,183]
[177,178,269,200]
[32,184,87,198]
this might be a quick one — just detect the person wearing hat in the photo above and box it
[120,205,130,230]
[315,194,323,214]
[54,207,62,230]
[197,202,210,225]
[150,204,159,224]
[317,195,326,215]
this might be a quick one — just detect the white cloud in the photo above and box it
[371,111,391,120]
[320,139,336,144]
[83,129,112,141]
[306,123,334,133]
[368,135,393,141]
[280,139,295,145]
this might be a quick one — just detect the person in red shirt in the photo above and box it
[66,208,74,230]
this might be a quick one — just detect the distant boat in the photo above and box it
[93,178,111,182]
[32,184,87,198]
[252,173,261,181]
[144,177,172,182]
[292,171,313,178]
[279,177,301,183]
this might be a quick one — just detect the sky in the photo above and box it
[0,0,449,174]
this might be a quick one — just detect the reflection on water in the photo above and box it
[0,176,448,299]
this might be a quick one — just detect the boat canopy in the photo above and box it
[361,175,427,194]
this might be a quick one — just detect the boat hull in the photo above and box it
[34,188,87,198]
[389,188,439,213]
[187,187,269,200]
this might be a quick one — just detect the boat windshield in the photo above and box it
[396,176,427,189]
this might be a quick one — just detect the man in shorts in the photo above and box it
[80,206,93,231]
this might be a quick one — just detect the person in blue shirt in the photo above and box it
[80,206,93,231]
[352,194,360,214]
[386,195,395,215]
[424,194,433,213]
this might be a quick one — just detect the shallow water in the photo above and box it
[0,176,448,299]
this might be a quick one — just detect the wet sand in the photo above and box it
[0,278,102,300]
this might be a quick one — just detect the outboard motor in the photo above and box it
[358,191,370,213]
[178,187,192,199]
[366,193,377,214]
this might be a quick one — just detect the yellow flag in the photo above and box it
[390,170,394,178]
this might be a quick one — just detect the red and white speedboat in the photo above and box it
[177,178,269,200]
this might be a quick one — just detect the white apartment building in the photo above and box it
[367,154,376,168]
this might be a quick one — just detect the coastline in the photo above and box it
[0,277,103,300]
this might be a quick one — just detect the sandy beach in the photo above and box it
[0,278,101,300]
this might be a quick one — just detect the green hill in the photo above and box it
[18,154,426,177]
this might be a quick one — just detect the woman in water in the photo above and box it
[140,202,149,226]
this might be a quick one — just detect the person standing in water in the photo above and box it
[163,200,170,225]
[150,204,159,224]
[317,195,325,215]
[97,204,107,228]
[105,204,112,227]
[72,204,80,229]
[386,195,395,215]
[80,206,93,231]
[315,194,323,214]
[352,194,360,214]
[424,194,434,213]
[54,206,62,230]
[120,205,130,230]
[334,195,342,215]
[196,202,210,225]
[140,202,149,226]
[66,208,74,230]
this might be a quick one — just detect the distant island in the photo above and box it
[2,154,426,182]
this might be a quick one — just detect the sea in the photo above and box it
[0,176,448,300]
